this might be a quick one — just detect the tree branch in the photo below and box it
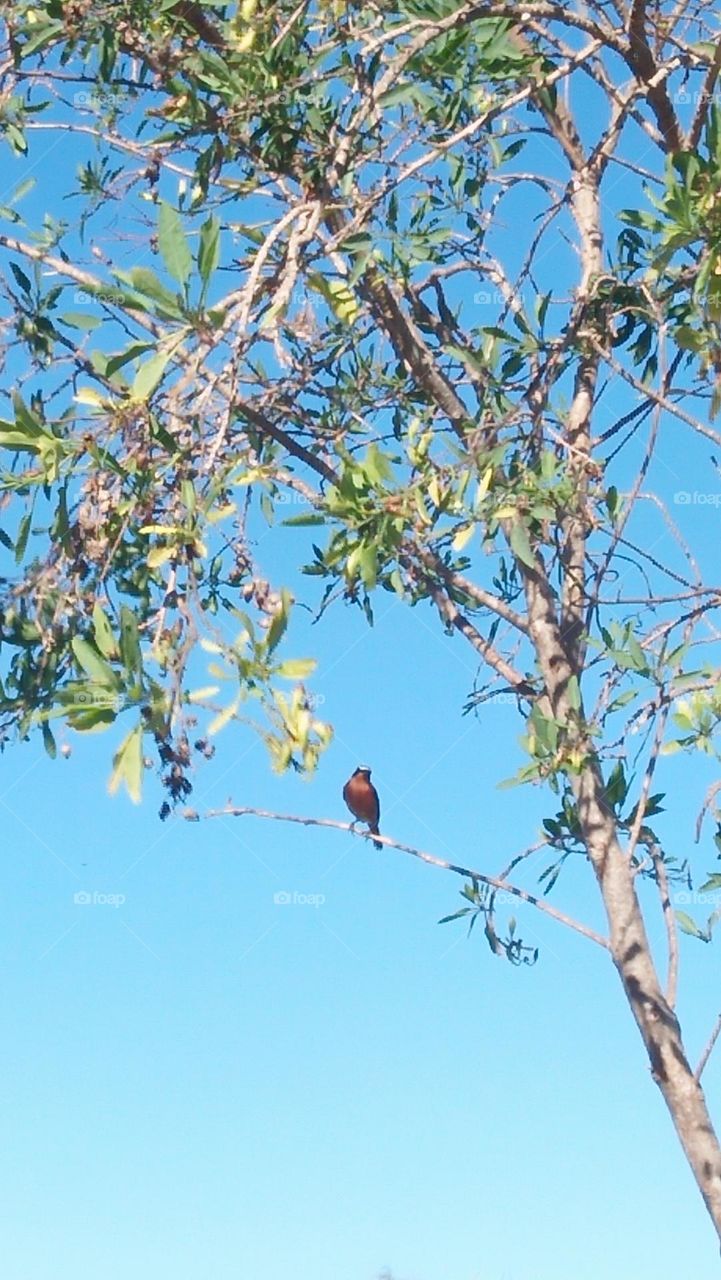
[421,575,534,692]
[688,38,721,149]
[416,547,530,634]
[696,1014,721,1083]
[651,843,679,1009]
[235,399,339,487]
[626,1,683,150]
[197,805,610,949]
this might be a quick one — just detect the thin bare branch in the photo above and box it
[199,805,610,949]
[651,843,679,1009]
[696,1014,721,1083]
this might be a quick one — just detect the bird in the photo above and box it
[343,765,382,850]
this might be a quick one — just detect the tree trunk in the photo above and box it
[523,561,721,1240]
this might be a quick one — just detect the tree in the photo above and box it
[3,0,721,1244]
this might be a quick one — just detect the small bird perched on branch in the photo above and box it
[343,765,382,849]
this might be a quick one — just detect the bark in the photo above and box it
[523,560,721,1239]
[318,18,721,1239]
[502,83,721,1235]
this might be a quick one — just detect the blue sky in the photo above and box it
[4,25,721,1280]
[2,588,721,1280]
[4,570,721,1280]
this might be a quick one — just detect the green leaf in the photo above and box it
[131,349,173,401]
[10,262,32,295]
[676,325,703,352]
[378,83,428,109]
[208,698,240,737]
[115,267,183,317]
[275,659,317,679]
[282,513,326,527]
[362,443,394,486]
[5,123,27,155]
[119,606,142,675]
[60,312,102,330]
[92,603,118,660]
[12,392,48,438]
[15,511,31,563]
[452,523,475,552]
[9,177,35,206]
[71,636,119,688]
[444,343,487,376]
[42,721,57,759]
[626,634,648,673]
[358,544,377,589]
[105,342,155,377]
[566,675,581,712]
[509,521,536,569]
[675,910,706,939]
[266,590,292,654]
[606,689,637,713]
[21,17,64,55]
[108,723,144,804]
[198,214,220,288]
[158,201,192,287]
[438,907,473,925]
[698,874,721,894]
[67,706,117,733]
[147,544,176,568]
[187,685,221,703]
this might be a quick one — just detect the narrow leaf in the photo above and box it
[158,201,192,287]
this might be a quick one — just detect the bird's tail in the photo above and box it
[370,824,382,851]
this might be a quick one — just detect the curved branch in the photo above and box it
[197,805,610,949]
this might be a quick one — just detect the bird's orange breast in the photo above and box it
[343,775,380,825]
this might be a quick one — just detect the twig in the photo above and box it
[198,805,610,950]
[696,1014,721,1083]
[588,335,721,449]
[424,576,533,692]
[696,781,721,845]
[0,232,160,336]
[497,838,548,882]
[624,702,669,865]
[651,843,678,1009]
[417,548,530,635]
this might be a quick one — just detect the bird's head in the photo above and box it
[355,765,372,777]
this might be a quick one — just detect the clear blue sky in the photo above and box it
[4,540,721,1280]
[3,34,721,1280]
